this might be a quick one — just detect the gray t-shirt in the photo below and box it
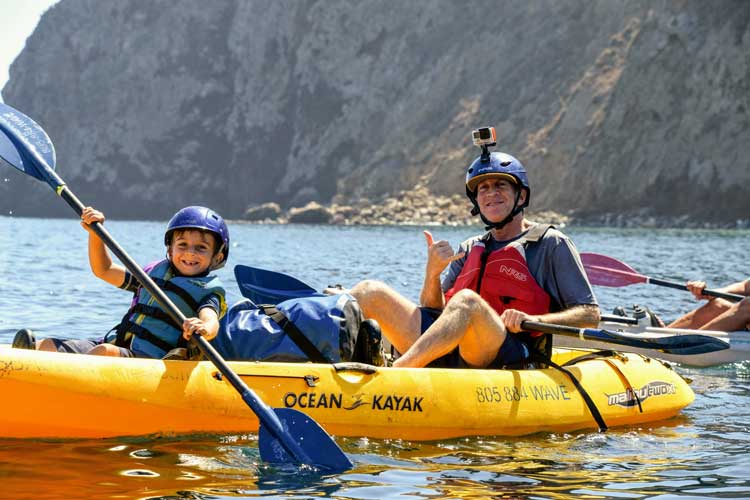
[441,225,597,312]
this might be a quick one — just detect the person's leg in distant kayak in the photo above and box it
[668,298,733,329]
[697,297,750,331]
[669,279,750,330]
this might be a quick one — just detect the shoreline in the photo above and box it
[234,217,750,231]
[240,195,750,231]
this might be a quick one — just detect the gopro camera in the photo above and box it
[472,127,496,147]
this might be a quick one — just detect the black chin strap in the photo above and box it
[470,190,524,231]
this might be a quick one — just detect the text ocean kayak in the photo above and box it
[0,345,693,440]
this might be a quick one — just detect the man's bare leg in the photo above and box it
[393,289,506,368]
[668,299,732,329]
[350,280,422,355]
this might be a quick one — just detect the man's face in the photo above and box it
[475,177,524,222]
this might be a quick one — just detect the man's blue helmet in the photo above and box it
[465,151,530,230]
[465,151,530,208]
[164,206,229,268]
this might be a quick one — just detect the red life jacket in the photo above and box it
[444,225,552,320]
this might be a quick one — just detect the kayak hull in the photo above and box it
[555,322,750,367]
[0,346,693,440]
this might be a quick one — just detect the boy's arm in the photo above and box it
[181,292,224,341]
[182,307,220,341]
[81,207,126,287]
[87,229,127,286]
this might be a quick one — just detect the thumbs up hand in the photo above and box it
[424,230,465,279]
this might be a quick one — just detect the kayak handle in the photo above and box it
[333,362,379,374]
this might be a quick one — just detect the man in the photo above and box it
[667,279,750,331]
[350,135,599,368]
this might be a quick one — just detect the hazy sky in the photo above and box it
[0,0,61,100]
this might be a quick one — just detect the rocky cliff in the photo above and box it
[2,0,748,224]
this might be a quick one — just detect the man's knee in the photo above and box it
[708,298,733,314]
[446,289,487,315]
[351,279,394,304]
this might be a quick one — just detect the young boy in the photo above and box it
[13,206,228,358]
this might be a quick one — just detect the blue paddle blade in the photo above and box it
[259,407,353,472]
[235,264,323,304]
[0,103,59,187]
[0,128,24,170]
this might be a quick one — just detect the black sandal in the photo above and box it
[12,329,36,349]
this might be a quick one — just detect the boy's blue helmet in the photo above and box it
[465,152,530,230]
[164,206,230,268]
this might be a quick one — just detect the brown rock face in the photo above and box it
[287,202,332,224]
[2,0,748,224]
[243,202,281,221]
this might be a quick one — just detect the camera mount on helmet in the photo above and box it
[464,127,530,231]
[472,127,497,162]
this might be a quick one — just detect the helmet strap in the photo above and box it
[471,189,524,231]
[481,205,524,231]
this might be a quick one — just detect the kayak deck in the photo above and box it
[0,345,693,440]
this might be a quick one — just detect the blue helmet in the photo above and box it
[465,151,530,208]
[465,151,530,230]
[164,206,230,268]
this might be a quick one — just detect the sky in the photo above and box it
[0,0,61,100]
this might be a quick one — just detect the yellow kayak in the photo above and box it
[0,345,693,440]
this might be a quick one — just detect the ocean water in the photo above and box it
[1,216,749,499]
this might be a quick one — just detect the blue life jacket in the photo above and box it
[212,294,360,363]
[116,259,226,358]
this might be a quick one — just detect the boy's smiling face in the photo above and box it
[167,229,220,275]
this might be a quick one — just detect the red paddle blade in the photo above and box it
[580,252,648,287]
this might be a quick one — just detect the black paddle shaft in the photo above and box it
[521,320,729,355]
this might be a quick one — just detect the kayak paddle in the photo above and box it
[233,264,729,355]
[581,252,745,302]
[0,102,352,472]
[521,320,729,356]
